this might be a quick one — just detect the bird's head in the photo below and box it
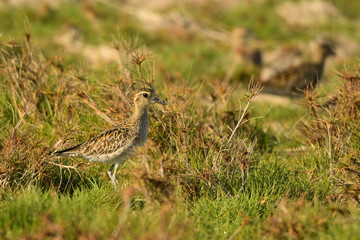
[134,88,167,108]
[319,41,336,57]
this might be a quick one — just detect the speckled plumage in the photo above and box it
[261,42,335,96]
[55,88,166,189]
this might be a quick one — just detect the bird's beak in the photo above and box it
[153,96,167,105]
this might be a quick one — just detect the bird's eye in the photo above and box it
[143,93,149,98]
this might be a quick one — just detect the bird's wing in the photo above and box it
[262,66,299,91]
[54,126,132,158]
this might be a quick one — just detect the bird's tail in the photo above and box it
[54,143,83,157]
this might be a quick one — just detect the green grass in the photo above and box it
[1,0,360,239]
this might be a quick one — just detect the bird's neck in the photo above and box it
[309,52,329,88]
[132,105,149,125]
[131,105,149,145]
[312,50,328,66]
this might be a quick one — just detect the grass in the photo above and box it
[1,0,360,239]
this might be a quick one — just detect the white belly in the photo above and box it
[86,144,137,165]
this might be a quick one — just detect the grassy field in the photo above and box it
[1,0,360,239]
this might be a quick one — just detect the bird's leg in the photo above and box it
[107,163,120,190]
[107,164,114,180]
[112,163,120,185]
[107,164,117,189]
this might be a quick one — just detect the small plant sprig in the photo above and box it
[113,37,153,89]
[227,76,263,144]
[222,76,263,192]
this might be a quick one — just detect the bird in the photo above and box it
[54,83,166,189]
[260,44,303,82]
[260,41,335,96]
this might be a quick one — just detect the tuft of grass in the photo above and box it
[300,65,360,205]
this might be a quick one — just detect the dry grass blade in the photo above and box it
[114,37,153,89]
[78,92,115,125]
[227,76,263,144]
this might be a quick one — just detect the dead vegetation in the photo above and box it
[300,64,360,205]
[0,34,147,192]
[2,0,360,238]
[263,197,351,239]
[0,33,263,202]
[144,77,262,199]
